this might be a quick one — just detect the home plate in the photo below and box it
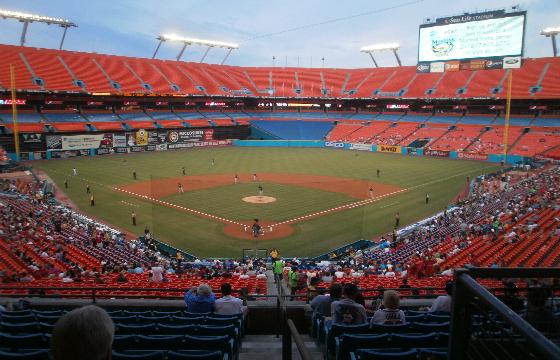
[242,196,277,204]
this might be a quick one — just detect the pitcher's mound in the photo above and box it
[242,196,277,204]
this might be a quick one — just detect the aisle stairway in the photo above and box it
[239,334,323,360]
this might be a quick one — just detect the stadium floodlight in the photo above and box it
[0,8,77,49]
[541,26,560,57]
[152,33,239,63]
[360,43,402,67]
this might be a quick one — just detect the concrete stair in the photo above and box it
[239,334,323,360]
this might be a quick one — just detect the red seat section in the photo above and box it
[0,44,559,99]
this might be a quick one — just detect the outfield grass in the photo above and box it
[33,147,501,258]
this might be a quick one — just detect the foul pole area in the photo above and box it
[10,65,20,161]
[502,70,513,163]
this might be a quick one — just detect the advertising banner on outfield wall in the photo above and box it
[424,149,450,157]
[378,145,401,153]
[325,141,345,148]
[166,129,214,144]
[457,152,488,161]
[349,143,372,151]
[47,134,112,151]
[50,149,90,158]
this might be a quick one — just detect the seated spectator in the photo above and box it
[332,283,367,325]
[310,283,343,317]
[371,290,406,325]
[498,281,524,312]
[184,283,216,313]
[50,305,114,360]
[116,270,128,283]
[307,277,320,301]
[430,281,453,313]
[214,283,246,317]
[524,286,560,334]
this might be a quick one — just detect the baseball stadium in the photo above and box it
[0,1,559,360]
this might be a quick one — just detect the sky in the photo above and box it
[0,0,558,68]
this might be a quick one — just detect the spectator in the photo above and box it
[50,305,114,360]
[310,283,342,317]
[371,290,406,325]
[332,283,367,325]
[430,281,453,313]
[498,281,524,312]
[184,283,216,313]
[214,283,246,317]
[524,286,560,334]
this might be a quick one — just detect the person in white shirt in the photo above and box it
[430,282,453,313]
[371,290,406,325]
[151,265,163,282]
[214,283,247,318]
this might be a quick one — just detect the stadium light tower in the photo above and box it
[152,33,239,64]
[0,9,77,49]
[541,26,560,57]
[360,43,402,67]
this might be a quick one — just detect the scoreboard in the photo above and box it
[417,10,526,72]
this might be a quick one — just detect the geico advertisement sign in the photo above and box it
[378,145,401,153]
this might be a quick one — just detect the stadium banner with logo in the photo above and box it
[324,141,345,148]
[96,148,111,155]
[469,59,486,71]
[155,144,168,151]
[424,149,450,157]
[430,62,445,73]
[20,133,43,144]
[457,152,488,161]
[46,134,112,151]
[349,143,372,151]
[166,129,214,144]
[416,63,431,73]
[167,139,232,150]
[130,146,144,152]
[485,59,504,69]
[444,61,460,72]
[503,56,522,69]
[112,134,127,148]
[114,147,128,154]
[378,145,401,153]
[49,149,90,158]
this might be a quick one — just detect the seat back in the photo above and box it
[355,348,418,360]
[0,349,50,360]
[112,350,164,360]
[167,350,223,360]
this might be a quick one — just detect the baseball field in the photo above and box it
[32,147,501,258]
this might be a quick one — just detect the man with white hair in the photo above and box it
[50,305,114,360]
[184,283,216,313]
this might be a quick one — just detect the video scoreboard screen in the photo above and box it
[417,10,526,72]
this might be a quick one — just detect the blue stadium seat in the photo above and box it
[135,335,184,351]
[171,316,205,325]
[34,314,60,324]
[183,335,234,358]
[419,348,447,359]
[0,321,40,334]
[326,323,370,352]
[0,349,50,360]
[167,350,224,360]
[410,321,450,333]
[137,315,170,325]
[337,334,390,360]
[391,332,448,349]
[115,323,157,335]
[352,348,418,360]
[369,323,411,334]
[0,333,48,349]
[112,335,139,351]
[112,350,164,360]
[1,310,33,317]
[1,314,36,324]
[111,315,139,324]
[38,322,55,333]
[32,310,64,317]
[156,324,196,335]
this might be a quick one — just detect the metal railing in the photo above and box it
[450,267,560,360]
[283,319,313,360]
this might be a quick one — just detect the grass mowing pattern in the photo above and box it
[33,147,500,257]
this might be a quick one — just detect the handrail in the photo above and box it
[283,319,312,360]
[450,268,560,360]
